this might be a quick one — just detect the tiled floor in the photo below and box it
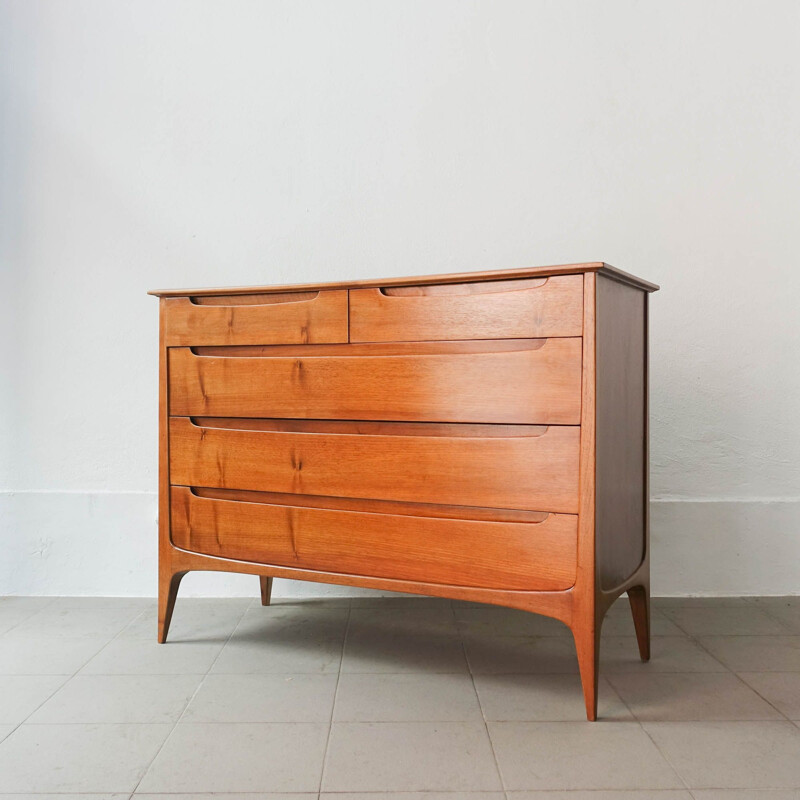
[0,594,798,798]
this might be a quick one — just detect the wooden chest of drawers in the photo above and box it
[150,262,658,720]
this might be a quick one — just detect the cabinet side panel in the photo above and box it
[596,275,646,590]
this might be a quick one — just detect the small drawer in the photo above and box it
[168,417,581,513]
[350,275,583,342]
[170,486,578,591]
[168,338,583,425]
[163,289,348,346]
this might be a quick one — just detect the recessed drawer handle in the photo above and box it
[380,277,547,297]
[189,290,320,307]
[185,416,550,438]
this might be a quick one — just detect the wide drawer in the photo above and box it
[170,486,578,591]
[162,290,348,346]
[349,275,583,342]
[168,339,582,424]
[169,417,580,512]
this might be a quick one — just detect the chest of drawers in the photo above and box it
[150,262,658,720]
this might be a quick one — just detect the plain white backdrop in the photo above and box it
[1,0,798,597]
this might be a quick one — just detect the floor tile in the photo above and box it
[506,792,693,799]
[488,721,681,790]
[653,597,756,608]
[5,605,143,639]
[348,605,458,635]
[473,674,632,721]
[0,596,55,612]
[333,673,482,721]
[121,598,250,641]
[756,600,800,634]
[321,794,505,800]
[28,674,203,723]
[183,673,338,722]
[690,791,800,800]
[738,671,800,719]
[463,635,579,674]
[0,794,131,799]
[136,795,317,800]
[0,598,55,635]
[607,672,783,720]
[0,723,171,792]
[322,721,502,791]
[699,636,800,672]
[137,722,328,792]
[211,629,344,674]
[662,606,791,636]
[271,595,352,608]
[342,628,468,673]
[350,595,454,609]
[0,674,68,724]
[643,720,800,788]
[0,636,109,674]
[233,605,349,640]
[51,596,151,608]
[601,606,685,637]
[80,638,223,674]
[453,606,570,637]
[601,636,727,673]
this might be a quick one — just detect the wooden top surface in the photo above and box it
[148,261,659,297]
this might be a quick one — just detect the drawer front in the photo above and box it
[168,339,582,424]
[169,417,580,512]
[170,486,578,591]
[350,275,583,342]
[163,290,348,346]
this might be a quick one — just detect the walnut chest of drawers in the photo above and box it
[150,261,658,720]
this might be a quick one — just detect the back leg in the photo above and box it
[259,576,273,606]
[627,585,650,661]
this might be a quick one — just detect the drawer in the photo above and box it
[170,486,578,591]
[169,417,580,512]
[350,275,583,342]
[168,339,582,424]
[163,290,348,346]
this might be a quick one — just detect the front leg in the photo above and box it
[158,569,187,643]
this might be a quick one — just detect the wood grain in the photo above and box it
[169,416,581,512]
[168,338,583,424]
[191,486,551,523]
[163,290,347,346]
[170,486,578,592]
[350,275,583,342]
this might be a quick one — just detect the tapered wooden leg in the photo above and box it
[259,576,273,606]
[158,570,186,643]
[628,584,651,661]
[573,625,600,721]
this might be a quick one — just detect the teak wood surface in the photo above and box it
[171,486,578,592]
[168,416,580,512]
[152,262,658,721]
[168,339,583,424]
[349,274,583,342]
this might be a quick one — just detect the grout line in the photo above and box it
[729,670,797,723]
[0,602,146,737]
[461,634,506,792]
[0,596,58,636]
[126,597,251,796]
[317,599,351,794]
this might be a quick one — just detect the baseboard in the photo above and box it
[1,491,798,597]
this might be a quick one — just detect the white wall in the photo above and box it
[1,0,798,597]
